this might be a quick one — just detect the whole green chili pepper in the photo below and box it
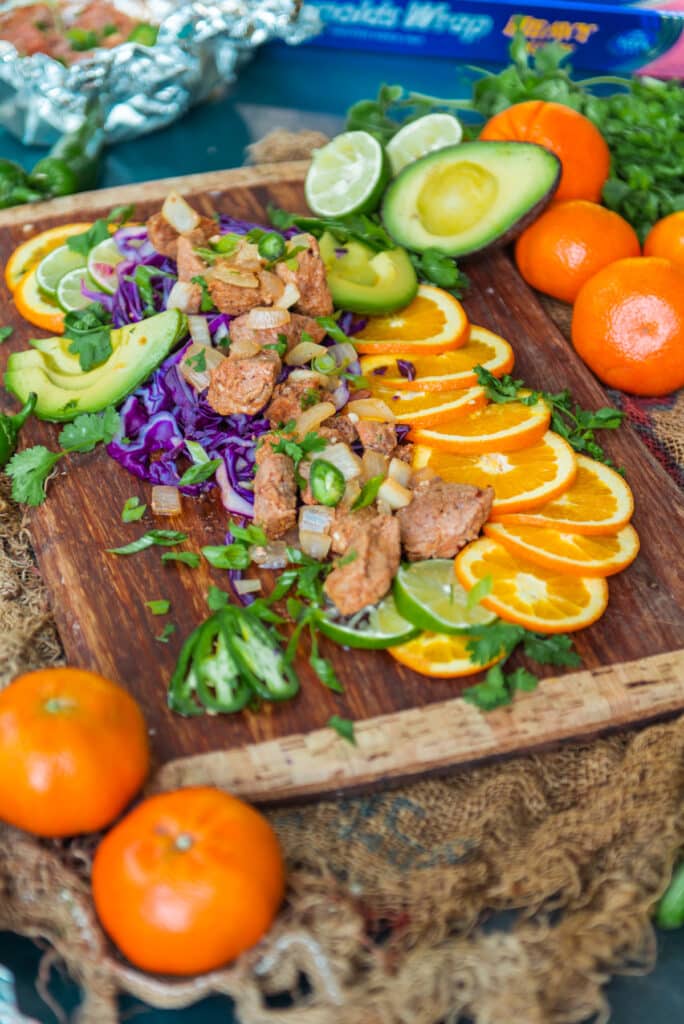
[656,862,684,929]
[28,101,105,198]
[0,394,37,469]
[0,160,31,209]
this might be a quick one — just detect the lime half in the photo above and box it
[394,559,496,634]
[317,593,420,649]
[305,131,389,217]
[35,245,87,300]
[387,114,463,176]
[56,267,96,312]
[88,237,125,294]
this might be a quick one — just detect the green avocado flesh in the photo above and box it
[319,232,418,314]
[5,310,187,421]
[382,141,561,258]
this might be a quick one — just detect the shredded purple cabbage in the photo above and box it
[371,365,388,376]
[397,359,416,382]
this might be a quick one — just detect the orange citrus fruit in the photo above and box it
[353,284,469,354]
[410,393,550,453]
[13,265,65,334]
[360,324,514,391]
[369,384,486,427]
[413,431,577,514]
[4,222,93,293]
[484,521,640,577]
[515,200,641,304]
[571,257,684,396]
[491,454,634,535]
[455,537,610,633]
[643,211,684,270]
[389,630,502,678]
[480,100,610,203]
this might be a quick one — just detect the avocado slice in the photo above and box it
[30,336,92,375]
[382,141,561,259]
[319,232,418,315]
[5,310,187,421]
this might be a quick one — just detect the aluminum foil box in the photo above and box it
[303,0,684,76]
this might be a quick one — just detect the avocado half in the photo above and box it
[382,141,561,259]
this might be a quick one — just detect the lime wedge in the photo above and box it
[87,237,124,294]
[35,245,87,300]
[56,267,96,312]
[316,594,420,649]
[394,559,496,634]
[387,114,463,176]
[305,131,389,217]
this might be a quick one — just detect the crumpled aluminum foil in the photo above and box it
[0,0,321,145]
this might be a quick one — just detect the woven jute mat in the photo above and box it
[1,137,684,1023]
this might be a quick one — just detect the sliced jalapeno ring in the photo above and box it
[194,612,251,713]
[257,231,286,262]
[309,458,345,507]
[168,623,205,716]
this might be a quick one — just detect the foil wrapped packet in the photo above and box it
[0,0,320,145]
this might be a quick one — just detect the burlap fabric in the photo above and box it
[1,140,683,1023]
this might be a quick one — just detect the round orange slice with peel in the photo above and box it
[490,455,634,535]
[370,385,486,427]
[413,431,577,514]
[360,325,515,391]
[389,630,502,678]
[484,521,640,577]
[353,284,469,355]
[13,266,65,334]
[410,393,551,453]
[455,537,610,634]
[5,222,93,293]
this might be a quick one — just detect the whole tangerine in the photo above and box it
[480,100,611,203]
[0,667,149,837]
[643,211,684,270]
[515,200,641,304]
[571,257,684,396]
[92,786,285,975]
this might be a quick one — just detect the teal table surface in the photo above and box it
[1,40,683,1023]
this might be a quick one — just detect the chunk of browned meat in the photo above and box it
[229,312,326,353]
[324,514,400,616]
[276,235,333,318]
[176,237,207,282]
[266,376,325,427]
[254,453,297,539]
[330,505,376,555]
[397,479,494,561]
[147,213,215,260]
[208,277,269,317]
[357,420,397,455]
[207,352,280,416]
[392,443,414,465]
[318,415,358,446]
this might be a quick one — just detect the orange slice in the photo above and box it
[484,522,640,577]
[389,630,502,678]
[410,393,551,453]
[13,266,65,334]
[353,284,469,355]
[5,222,93,293]
[413,432,577,514]
[360,325,515,391]
[455,537,609,633]
[491,455,634,535]
[370,385,486,427]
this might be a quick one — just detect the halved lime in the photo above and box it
[386,114,463,176]
[88,237,125,294]
[394,559,497,634]
[35,245,87,300]
[305,131,390,217]
[316,593,420,649]
[56,267,96,312]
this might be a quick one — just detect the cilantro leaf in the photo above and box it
[184,348,207,373]
[67,220,111,258]
[0,327,13,344]
[202,544,251,570]
[122,496,146,522]
[190,275,216,312]
[58,408,121,452]
[352,474,384,511]
[207,585,230,611]
[146,599,170,615]
[6,446,61,506]
[63,302,113,371]
[178,459,222,487]
[161,551,200,568]
[270,423,328,470]
[156,623,176,643]
[107,204,135,225]
[327,715,356,745]
[521,632,582,667]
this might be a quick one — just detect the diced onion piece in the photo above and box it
[250,540,289,569]
[234,578,262,596]
[362,449,388,482]
[388,457,412,487]
[230,336,261,358]
[232,242,261,269]
[246,306,290,330]
[299,504,334,535]
[378,478,413,510]
[286,341,328,366]
[188,315,211,347]
[289,368,329,387]
[179,342,225,392]
[167,280,199,314]
[151,485,182,516]
[208,265,259,288]
[275,281,300,310]
[299,530,332,560]
[295,401,336,440]
[376,498,392,516]
[259,270,285,303]
[328,342,357,367]
[289,233,311,248]
[411,467,438,488]
[321,442,362,481]
[162,192,201,234]
[347,411,359,424]
[347,398,396,422]
[343,478,361,507]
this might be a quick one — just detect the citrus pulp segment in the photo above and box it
[389,630,502,678]
[13,266,65,333]
[393,559,497,633]
[386,113,463,176]
[410,393,551,452]
[353,285,469,354]
[369,385,486,427]
[56,267,96,313]
[4,222,93,293]
[484,522,640,576]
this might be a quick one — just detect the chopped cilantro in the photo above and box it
[328,715,356,745]
[146,599,170,615]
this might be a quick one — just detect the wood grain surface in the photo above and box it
[1,165,683,800]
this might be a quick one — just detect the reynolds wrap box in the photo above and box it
[305,0,684,76]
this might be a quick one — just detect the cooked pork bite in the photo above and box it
[318,415,359,447]
[324,514,400,616]
[266,376,325,427]
[329,505,376,555]
[229,312,326,353]
[356,420,397,455]
[397,479,494,561]
[147,213,215,261]
[176,236,207,282]
[275,234,333,318]
[254,452,297,538]
[207,352,280,416]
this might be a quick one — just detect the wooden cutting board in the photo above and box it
[1,163,683,804]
